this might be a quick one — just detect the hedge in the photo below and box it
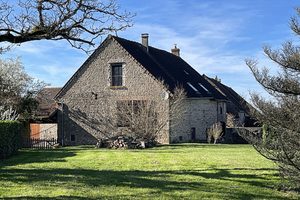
[0,120,21,159]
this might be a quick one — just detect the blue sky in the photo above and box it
[2,0,299,100]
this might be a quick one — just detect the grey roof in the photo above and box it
[203,75,251,115]
[36,87,61,117]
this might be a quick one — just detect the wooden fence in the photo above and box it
[22,138,59,149]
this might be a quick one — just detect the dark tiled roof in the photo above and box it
[203,75,251,115]
[55,35,227,100]
[113,36,227,99]
[36,87,61,117]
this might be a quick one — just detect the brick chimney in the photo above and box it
[171,44,180,57]
[141,33,149,51]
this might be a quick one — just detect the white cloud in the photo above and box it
[117,2,271,101]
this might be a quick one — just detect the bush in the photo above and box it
[0,120,21,159]
[207,122,223,144]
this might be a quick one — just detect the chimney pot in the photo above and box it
[171,44,180,57]
[141,33,149,51]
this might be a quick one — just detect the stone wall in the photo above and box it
[57,38,170,145]
[40,124,58,140]
[170,99,226,143]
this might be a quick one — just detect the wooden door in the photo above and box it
[30,124,40,139]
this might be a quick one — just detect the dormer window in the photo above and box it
[111,63,123,86]
[187,82,200,94]
[198,83,210,94]
[184,70,189,75]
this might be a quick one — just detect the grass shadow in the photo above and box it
[0,167,290,200]
[0,149,76,168]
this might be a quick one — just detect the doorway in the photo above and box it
[191,127,196,141]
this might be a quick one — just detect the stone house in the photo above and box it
[53,34,246,145]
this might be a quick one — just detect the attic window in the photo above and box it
[111,63,123,86]
[183,70,189,75]
[198,83,209,93]
[187,82,199,93]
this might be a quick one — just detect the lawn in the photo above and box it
[0,144,298,200]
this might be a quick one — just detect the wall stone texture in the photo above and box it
[170,99,226,143]
[40,124,58,140]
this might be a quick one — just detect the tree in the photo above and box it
[0,106,19,120]
[115,86,186,144]
[207,122,223,144]
[0,58,45,119]
[226,113,236,128]
[0,0,133,53]
[241,8,300,190]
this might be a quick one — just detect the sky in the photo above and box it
[2,0,300,101]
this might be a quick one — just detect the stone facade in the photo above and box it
[57,38,170,145]
[170,99,226,142]
[39,124,58,140]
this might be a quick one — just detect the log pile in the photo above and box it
[96,136,155,149]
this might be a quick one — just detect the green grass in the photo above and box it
[0,144,299,199]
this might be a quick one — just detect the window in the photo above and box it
[198,83,210,93]
[220,107,223,114]
[111,64,123,86]
[187,82,200,94]
[70,134,76,142]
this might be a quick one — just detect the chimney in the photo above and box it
[171,44,180,57]
[215,75,221,82]
[141,33,149,51]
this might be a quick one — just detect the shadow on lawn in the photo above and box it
[133,144,251,153]
[0,167,288,200]
[0,149,76,168]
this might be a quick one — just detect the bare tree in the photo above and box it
[0,106,19,120]
[226,113,236,128]
[114,86,186,144]
[207,122,223,144]
[241,8,300,190]
[0,0,133,53]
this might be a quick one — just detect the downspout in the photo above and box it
[217,101,219,122]
[58,100,64,146]
[61,101,64,146]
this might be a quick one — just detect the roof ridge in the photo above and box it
[112,35,186,62]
